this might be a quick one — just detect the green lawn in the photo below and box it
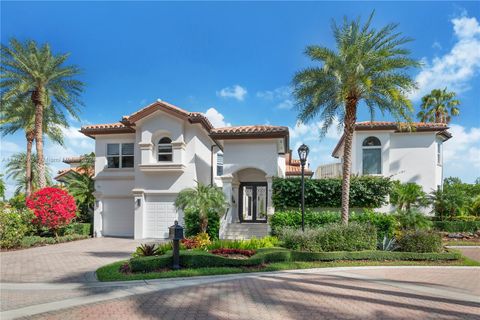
[97,255,479,282]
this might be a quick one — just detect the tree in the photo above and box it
[175,182,228,233]
[0,97,68,196]
[63,153,95,222]
[26,187,77,237]
[417,88,460,124]
[1,39,84,188]
[0,174,5,201]
[292,12,419,224]
[5,153,52,195]
[390,182,427,210]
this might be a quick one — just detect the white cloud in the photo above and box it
[216,85,247,101]
[257,86,294,110]
[410,14,480,100]
[204,107,231,128]
[443,124,480,178]
[276,99,294,110]
[0,140,22,154]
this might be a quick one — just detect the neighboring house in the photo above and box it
[54,156,87,184]
[80,100,309,240]
[316,121,452,196]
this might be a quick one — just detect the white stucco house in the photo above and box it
[80,100,310,240]
[316,121,452,195]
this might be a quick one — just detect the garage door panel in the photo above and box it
[144,201,178,239]
[103,198,134,237]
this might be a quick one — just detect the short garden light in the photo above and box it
[297,143,309,232]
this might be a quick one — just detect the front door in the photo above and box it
[239,182,268,223]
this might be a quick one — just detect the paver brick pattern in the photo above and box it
[27,269,480,320]
[0,238,143,283]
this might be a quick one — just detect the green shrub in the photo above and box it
[184,208,220,240]
[270,210,395,239]
[0,207,34,248]
[397,230,443,253]
[18,234,89,248]
[130,254,173,272]
[290,250,460,261]
[278,223,377,252]
[395,209,432,230]
[206,236,280,250]
[62,223,92,236]
[432,221,480,232]
[272,176,392,209]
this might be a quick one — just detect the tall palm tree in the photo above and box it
[5,153,52,195]
[1,39,84,188]
[0,97,68,196]
[175,182,228,233]
[417,88,460,124]
[293,12,419,224]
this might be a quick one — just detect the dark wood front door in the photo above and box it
[239,182,268,223]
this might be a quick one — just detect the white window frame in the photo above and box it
[157,137,173,162]
[362,137,382,175]
[216,152,224,176]
[437,141,442,166]
[106,143,134,168]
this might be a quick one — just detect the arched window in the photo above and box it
[158,137,172,161]
[362,136,381,174]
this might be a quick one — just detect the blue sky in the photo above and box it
[1,1,480,198]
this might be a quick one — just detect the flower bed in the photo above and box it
[210,248,256,259]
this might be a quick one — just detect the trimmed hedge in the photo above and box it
[270,210,396,239]
[272,176,391,209]
[19,234,90,248]
[432,221,480,233]
[278,223,377,252]
[128,248,461,272]
[397,230,443,253]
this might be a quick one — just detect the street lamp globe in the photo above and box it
[297,143,310,165]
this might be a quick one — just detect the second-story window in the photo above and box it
[158,137,173,161]
[437,141,442,166]
[362,136,381,175]
[107,143,134,168]
[217,152,224,176]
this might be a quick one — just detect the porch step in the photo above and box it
[221,223,269,240]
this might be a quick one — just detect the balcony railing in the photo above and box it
[315,162,342,179]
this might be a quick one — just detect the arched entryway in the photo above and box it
[233,168,268,223]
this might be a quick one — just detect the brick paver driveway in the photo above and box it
[0,238,142,283]
[0,267,480,320]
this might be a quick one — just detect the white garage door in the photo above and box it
[103,198,134,237]
[144,201,178,239]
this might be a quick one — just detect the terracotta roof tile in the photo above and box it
[211,125,289,136]
[284,151,313,177]
[54,167,93,181]
[80,122,135,137]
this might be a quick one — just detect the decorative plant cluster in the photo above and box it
[26,187,77,236]
[272,176,392,209]
[210,248,256,257]
[181,232,211,249]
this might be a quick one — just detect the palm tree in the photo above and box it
[175,182,228,233]
[5,153,52,195]
[293,12,419,224]
[1,39,84,188]
[390,182,427,211]
[417,88,460,124]
[63,152,95,222]
[0,97,68,196]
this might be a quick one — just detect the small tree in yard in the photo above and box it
[26,187,77,237]
[175,182,228,234]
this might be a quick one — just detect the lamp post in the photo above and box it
[298,143,309,232]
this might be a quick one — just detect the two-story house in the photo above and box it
[80,100,308,240]
[317,121,452,196]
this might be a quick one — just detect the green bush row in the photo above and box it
[62,223,92,236]
[206,236,280,250]
[129,248,461,272]
[272,176,392,209]
[278,223,377,252]
[19,234,90,248]
[432,221,480,233]
[397,230,443,253]
[270,210,396,239]
[184,208,220,240]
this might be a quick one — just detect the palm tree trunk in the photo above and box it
[25,131,35,197]
[32,87,46,188]
[340,98,357,225]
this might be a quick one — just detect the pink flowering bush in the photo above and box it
[26,187,77,236]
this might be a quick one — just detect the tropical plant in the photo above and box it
[0,174,5,201]
[395,209,432,230]
[1,38,84,188]
[378,236,398,251]
[429,185,470,220]
[63,153,95,222]
[417,88,460,124]
[0,98,67,196]
[175,182,228,233]
[5,153,52,195]
[0,206,35,248]
[292,12,419,224]
[26,187,77,237]
[390,181,428,210]
[133,243,163,257]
